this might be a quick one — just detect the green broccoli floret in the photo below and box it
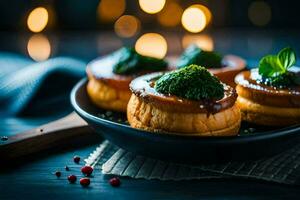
[177,45,222,69]
[155,64,224,100]
[112,47,168,74]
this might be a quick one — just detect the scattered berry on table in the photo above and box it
[81,166,93,176]
[68,175,77,183]
[73,156,80,164]
[80,178,90,187]
[55,171,61,178]
[109,177,121,187]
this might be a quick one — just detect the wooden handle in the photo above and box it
[0,112,98,161]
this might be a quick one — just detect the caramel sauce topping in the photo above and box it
[130,72,237,114]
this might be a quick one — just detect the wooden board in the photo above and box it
[0,113,97,161]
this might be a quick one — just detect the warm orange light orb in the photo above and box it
[27,7,49,33]
[27,34,51,61]
[195,4,212,25]
[139,0,166,14]
[181,5,207,33]
[114,15,140,38]
[98,0,126,22]
[135,33,168,59]
[157,1,183,27]
[182,34,214,51]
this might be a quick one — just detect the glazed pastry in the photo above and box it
[127,65,241,136]
[177,44,246,87]
[235,47,300,126]
[86,47,168,112]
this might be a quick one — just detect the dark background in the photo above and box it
[0,0,299,30]
[1,0,300,63]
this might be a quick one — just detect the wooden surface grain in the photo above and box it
[0,113,91,161]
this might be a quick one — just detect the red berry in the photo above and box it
[55,171,61,177]
[80,178,90,187]
[73,156,80,164]
[109,177,121,187]
[68,175,77,183]
[81,166,93,176]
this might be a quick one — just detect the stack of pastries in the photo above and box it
[86,46,299,136]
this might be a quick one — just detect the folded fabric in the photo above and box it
[0,53,86,116]
[86,140,300,185]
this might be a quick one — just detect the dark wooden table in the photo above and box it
[0,30,299,199]
[1,142,299,200]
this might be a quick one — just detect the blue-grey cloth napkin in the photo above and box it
[85,141,300,185]
[0,53,86,135]
[0,53,86,116]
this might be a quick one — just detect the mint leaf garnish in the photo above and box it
[258,47,299,87]
[278,47,296,70]
[258,55,282,77]
[259,47,296,77]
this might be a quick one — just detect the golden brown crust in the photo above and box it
[87,77,131,112]
[130,72,238,114]
[235,70,300,126]
[85,55,168,112]
[235,71,300,107]
[127,94,241,136]
[236,85,300,108]
[86,66,132,91]
[236,96,300,126]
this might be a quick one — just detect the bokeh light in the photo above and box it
[248,1,271,26]
[195,4,212,25]
[181,5,207,33]
[182,34,214,51]
[98,0,126,22]
[139,0,166,14]
[135,33,167,59]
[27,34,51,61]
[114,15,140,38]
[27,7,49,33]
[157,1,183,27]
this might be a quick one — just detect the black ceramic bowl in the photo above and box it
[71,78,300,163]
